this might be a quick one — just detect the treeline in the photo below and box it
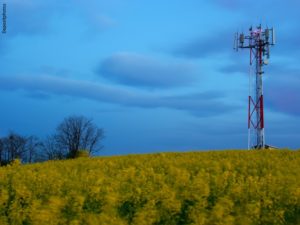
[0,115,104,166]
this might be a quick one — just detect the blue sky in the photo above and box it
[0,0,299,155]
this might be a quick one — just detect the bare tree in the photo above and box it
[1,132,27,163]
[55,115,104,158]
[0,133,44,165]
[0,138,3,165]
[42,135,67,160]
[25,136,43,163]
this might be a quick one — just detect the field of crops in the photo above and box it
[0,150,300,225]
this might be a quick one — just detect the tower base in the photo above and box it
[252,144,278,150]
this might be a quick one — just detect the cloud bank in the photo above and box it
[97,53,198,88]
[0,75,237,117]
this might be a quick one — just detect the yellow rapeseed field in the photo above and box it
[0,150,300,225]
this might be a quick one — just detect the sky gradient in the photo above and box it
[0,0,299,155]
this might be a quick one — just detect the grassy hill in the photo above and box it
[0,150,300,225]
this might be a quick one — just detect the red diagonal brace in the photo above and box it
[248,95,264,129]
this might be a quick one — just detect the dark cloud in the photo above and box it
[5,1,116,38]
[25,92,52,100]
[0,75,237,117]
[72,1,118,31]
[219,56,248,75]
[176,25,297,62]
[172,30,235,58]
[274,30,300,57]
[0,75,137,104]
[212,0,242,10]
[215,40,300,116]
[219,64,247,75]
[158,93,235,117]
[171,0,300,61]
[0,39,8,54]
[219,55,300,116]
[37,66,72,77]
[6,1,62,37]
[265,73,300,116]
[212,0,300,15]
[134,92,237,117]
[97,53,198,88]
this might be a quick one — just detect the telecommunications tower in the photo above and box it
[234,25,275,149]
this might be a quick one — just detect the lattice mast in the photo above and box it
[234,25,275,149]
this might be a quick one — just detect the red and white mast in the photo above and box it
[234,25,275,149]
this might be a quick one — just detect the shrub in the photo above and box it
[74,150,90,158]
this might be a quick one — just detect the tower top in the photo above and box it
[234,26,275,65]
